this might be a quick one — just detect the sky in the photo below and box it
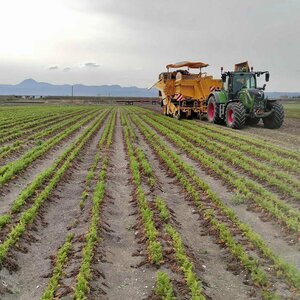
[0,0,299,91]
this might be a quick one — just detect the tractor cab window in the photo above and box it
[232,73,256,94]
[223,76,229,91]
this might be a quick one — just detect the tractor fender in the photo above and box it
[207,90,228,105]
[207,92,221,104]
[224,99,241,109]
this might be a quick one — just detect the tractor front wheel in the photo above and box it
[207,96,222,124]
[225,102,246,129]
[263,102,284,129]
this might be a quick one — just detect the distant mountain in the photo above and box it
[0,79,299,99]
[0,79,157,97]
[266,92,300,99]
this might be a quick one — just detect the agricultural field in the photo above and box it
[0,104,299,300]
[282,102,300,119]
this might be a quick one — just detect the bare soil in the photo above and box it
[0,107,299,300]
[0,117,107,299]
[140,103,300,151]
[133,126,259,299]
[90,115,155,300]
[137,115,300,271]
[0,115,99,216]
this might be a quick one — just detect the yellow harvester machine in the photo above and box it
[154,61,222,119]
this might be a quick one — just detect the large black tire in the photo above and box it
[246,117,260,126]
[225,102,246,129]
[207,96,223,124]
[263,102,284,129]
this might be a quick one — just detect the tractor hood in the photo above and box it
[247,88,265,100]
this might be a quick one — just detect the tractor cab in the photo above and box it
[221,62,270,114]
[226,72,257,96]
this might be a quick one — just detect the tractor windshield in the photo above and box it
[232,73,256,94]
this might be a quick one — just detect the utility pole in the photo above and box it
[71,85,74,97]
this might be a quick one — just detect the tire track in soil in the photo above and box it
[0,113,102,216]
[132,122,259,300]
[0,116,109,300]
[139,118,300,270]
[90,112,155,300]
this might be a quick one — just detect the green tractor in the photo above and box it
[207,62,284,129]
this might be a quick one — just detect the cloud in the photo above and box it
[83,62,100,68]
[63,67,71,72]
[48,65,59,70]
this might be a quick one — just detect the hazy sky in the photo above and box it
[0,0,299,91]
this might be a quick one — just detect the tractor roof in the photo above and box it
[166,61,209,69]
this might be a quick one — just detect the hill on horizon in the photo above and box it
[0,79,299,99]
[0,79,157,97]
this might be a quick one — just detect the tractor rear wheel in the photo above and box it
[207,96,222,124]
[225,102,246,129]
[263,102,284,129]
[246,117,260,126]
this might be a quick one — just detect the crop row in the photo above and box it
[154,271,176,300]
[0,110,110,230]
[144,112,300,199]
[138,113,300,233]
[40,233,74,300]
[0,109,93,161]
[0,109,103,187]
[123,112,206,299]
[122,114,163,265]
[0,112,108,263]
[80,111,116,209]
[0,108,92,146]
[129,111,299,296]
[74,110,116,299]
[184,118,300,161]
[134,106,300,161]
[121,113,155,187]
[0,106,90,131]
[0,109,61,132]
[39,111,115,299]
[0,109,84,143]
[181,117,300,174]
[154,195,205,299]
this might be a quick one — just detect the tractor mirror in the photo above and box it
[221,73,227,82]
[265,72,270,82]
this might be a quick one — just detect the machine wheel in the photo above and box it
[263,102,284,129]
[163,105,167,116]
[207,96,223,124]
[246,117,260,126]
[174,110,181,120]
[225,102,246,129]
